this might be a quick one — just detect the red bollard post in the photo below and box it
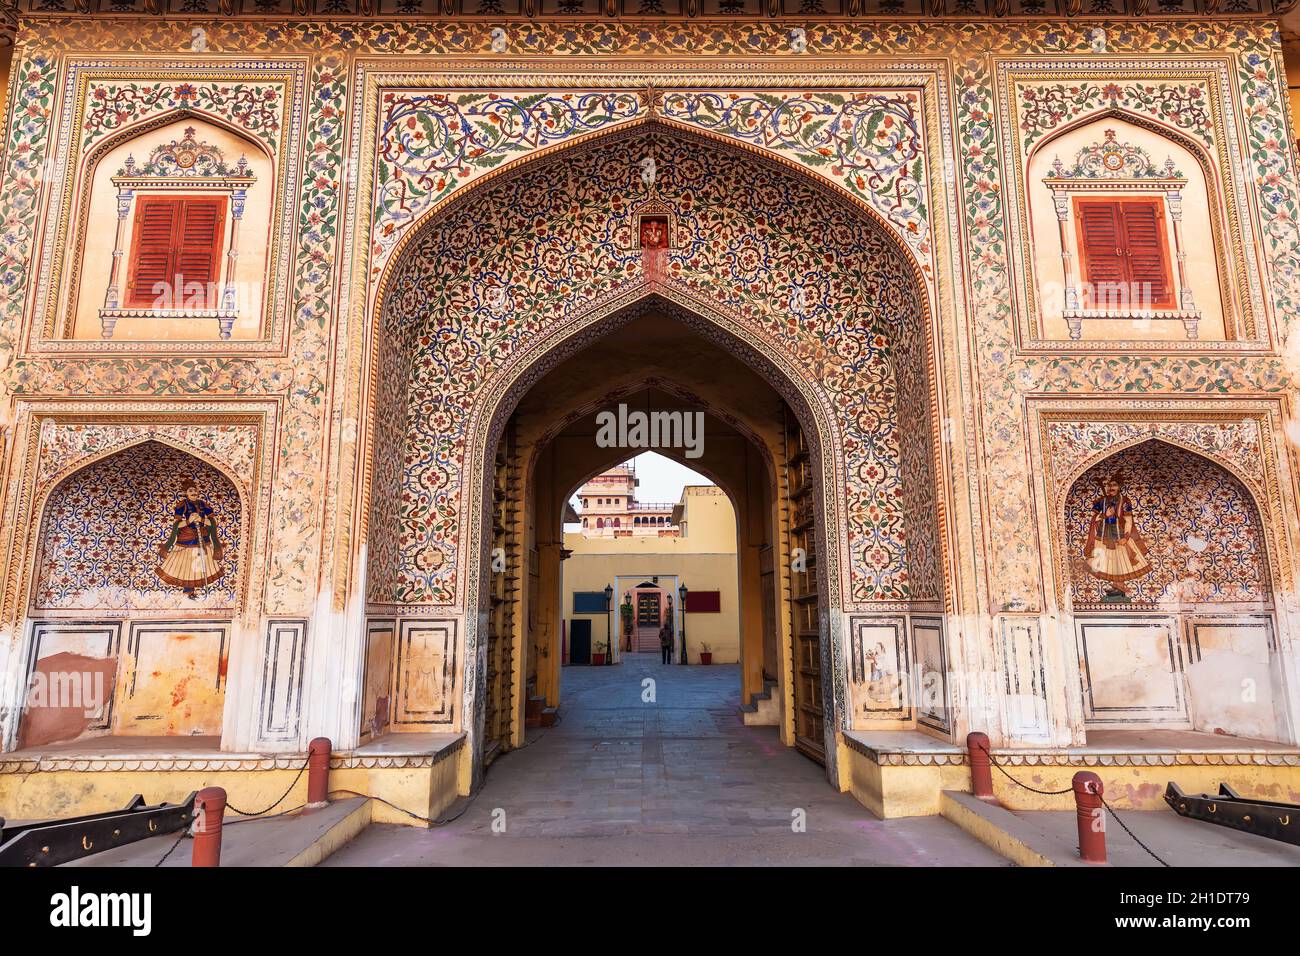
[307,737,332,808]
[191,787,226,868]
[1072,770,1106,864]
[966,732,994,800]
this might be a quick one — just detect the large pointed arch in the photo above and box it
[366,119,947,789]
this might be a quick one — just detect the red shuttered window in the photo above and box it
[1073,197,1175,311]
[125,196,227,309]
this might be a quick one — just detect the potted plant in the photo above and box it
[620,602,634,650]
[699,642,713,665]
[592,638,607,666]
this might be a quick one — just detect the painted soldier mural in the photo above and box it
[1083,473,1152,600]
[156,478,225,599]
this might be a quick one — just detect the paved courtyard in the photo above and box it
[324,655,1008,866]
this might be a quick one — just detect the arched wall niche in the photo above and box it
[1025,110,1235,343]
[64,112,276,343]
[1061,438,1285,741]
[1062,438,1270,610]
[16,439,244,750]
[33,438,245,612]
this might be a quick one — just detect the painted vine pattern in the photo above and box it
[372,90,643,275]
[1018,80,1214,148]
[82,80,285,152]
[661,90,931,274]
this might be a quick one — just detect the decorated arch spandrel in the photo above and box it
[355,71,956,316]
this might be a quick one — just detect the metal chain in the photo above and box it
[1097,791,1171,867]
[223,756,311,817]
[225,802,306,825]
[975,742,1073,795]
[153,825,189,868]
[975,742,1171,866]
[327,786,483,827]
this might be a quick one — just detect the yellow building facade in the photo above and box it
[563,481,743,664]
[2,3,1300,826]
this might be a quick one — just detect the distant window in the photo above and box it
[1074,197,1174,310]
[685,590,722,613]
[126,195,226,308]
[596,518,604,528]
[573,591,608,614]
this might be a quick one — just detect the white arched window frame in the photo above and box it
[1041,129,1198,341]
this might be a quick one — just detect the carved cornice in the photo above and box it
[0,0,15,47]
[9,0,1297,25]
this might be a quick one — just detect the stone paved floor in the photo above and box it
[323,655,1010,866]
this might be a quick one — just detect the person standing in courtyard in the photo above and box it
[659,622,673,664]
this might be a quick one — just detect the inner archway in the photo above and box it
[507,312,798,762]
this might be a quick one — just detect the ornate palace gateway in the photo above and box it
[1,0,1300,838]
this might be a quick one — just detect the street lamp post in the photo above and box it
[677,582,688,664]
[604,583,614,666]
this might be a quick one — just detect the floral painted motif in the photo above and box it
[82,80,285,153]
[1018,80,1214,148]
[34,440,243,610]
[35,421,259,497]
[1064,441,1268,607]
[1238,48,1300,348]
[661,90,931,276]
[1045,419,1265,495]
[372,91,643,274]
[263,56,348,614]
[0,53,57,386]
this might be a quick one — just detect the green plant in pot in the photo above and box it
[620,601,634,650]
[592,638,608,666]
[699,641,712,665]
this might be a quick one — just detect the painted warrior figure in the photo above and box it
[1083,473,1151,599]
[157,478,225,599]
